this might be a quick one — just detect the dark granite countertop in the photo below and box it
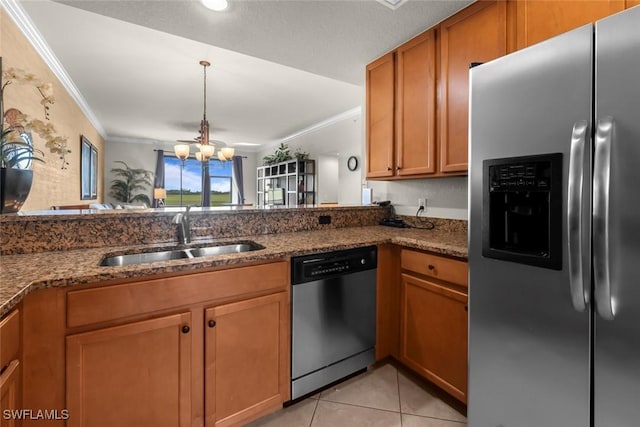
[0,226,467,317]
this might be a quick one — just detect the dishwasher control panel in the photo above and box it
[291,246,377,285]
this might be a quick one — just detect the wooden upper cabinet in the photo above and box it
[514,0,626,49]
[439,0,507,173]
[396,29,437,176]
[366,53,395,178]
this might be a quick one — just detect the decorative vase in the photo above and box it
[0,167,33,213]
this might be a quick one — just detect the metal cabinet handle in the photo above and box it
[593,116,615,320]
[208,320,216,328]
[396,166,402,170]
[181,325,190,334]
[387,167,392,171]
[427,264,435,270]
[568,120,589,312]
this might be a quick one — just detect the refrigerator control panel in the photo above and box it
[483,153,563,270]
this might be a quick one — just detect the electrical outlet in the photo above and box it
[418,198,425,209]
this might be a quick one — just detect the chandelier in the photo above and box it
[174,60,235,162]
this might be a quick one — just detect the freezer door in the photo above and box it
[593,6,640,427]
[468,26,593,427]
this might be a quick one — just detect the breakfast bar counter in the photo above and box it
[0,225,467,317]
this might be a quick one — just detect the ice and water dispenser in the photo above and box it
[482,153,563,270]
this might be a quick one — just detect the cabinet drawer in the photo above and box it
[401,249,468,287]
[67,261,289,328]
[0,310,20,369]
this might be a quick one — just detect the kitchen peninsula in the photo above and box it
[0,205,468,426]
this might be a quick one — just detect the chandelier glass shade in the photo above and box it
[174,144,190,160]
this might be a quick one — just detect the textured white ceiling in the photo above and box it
[18,0,473,149]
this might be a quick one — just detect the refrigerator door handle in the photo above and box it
[594,116,615,320]
[568,120,589,312]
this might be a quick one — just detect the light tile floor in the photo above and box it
[246,362,467,427]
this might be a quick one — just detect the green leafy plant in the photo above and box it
[293,147,309,161]
[109,161,154,206]
[263,142,293,165]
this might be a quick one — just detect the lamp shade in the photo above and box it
[200,144,215,159]
[154,188,166,199]
[221,147,235,159]
[174,144,190,160]
[217,151,226,161]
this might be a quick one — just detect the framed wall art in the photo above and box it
[81,135,98,200]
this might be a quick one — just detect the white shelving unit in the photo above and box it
[256,159,316,207]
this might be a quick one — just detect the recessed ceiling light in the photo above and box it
[376,0,408,11]
[201,0,228,12]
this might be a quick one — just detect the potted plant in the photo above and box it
[263,142,293,165]
[109,161,154,207]
[1,57,70,213]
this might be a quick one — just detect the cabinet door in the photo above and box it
[66,312,192,427]
[439,0,507,173]
[205,292,289,427]
[396,30,437,176]
[366,52,395,178]
[0,360,21,427]
[515,0,625,49]
[400,274,468,403]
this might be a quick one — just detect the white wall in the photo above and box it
[104,140,257,206]
[259,112,363,205]
[317,154,339,203]
[367,177,468,219]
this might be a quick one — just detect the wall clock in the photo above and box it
[347,156,359,172]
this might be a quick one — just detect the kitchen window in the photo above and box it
[164,156,233,206]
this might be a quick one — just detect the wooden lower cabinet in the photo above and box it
[205,292,289,427]
[19,261,290,427]
[0,360,21,427]
[400,274,468,403]
[1,309,21,427]
[66,312,193,427]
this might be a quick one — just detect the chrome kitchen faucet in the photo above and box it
[172,205,192,244]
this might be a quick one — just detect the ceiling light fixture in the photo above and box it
[173,60,214,162]
[201,0,228,12]
[196,60,214,162]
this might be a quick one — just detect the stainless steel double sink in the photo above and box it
[99,241,264,267]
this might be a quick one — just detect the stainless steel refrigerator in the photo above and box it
[468,6,640,427]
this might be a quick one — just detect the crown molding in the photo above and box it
[262,106,361,152]
[2,0,107,138]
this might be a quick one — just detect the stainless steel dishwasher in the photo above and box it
[291,245,377,400]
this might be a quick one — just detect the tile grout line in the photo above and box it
[317,397,402,415]
[397,365,404,426]
[308,395,319,427]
